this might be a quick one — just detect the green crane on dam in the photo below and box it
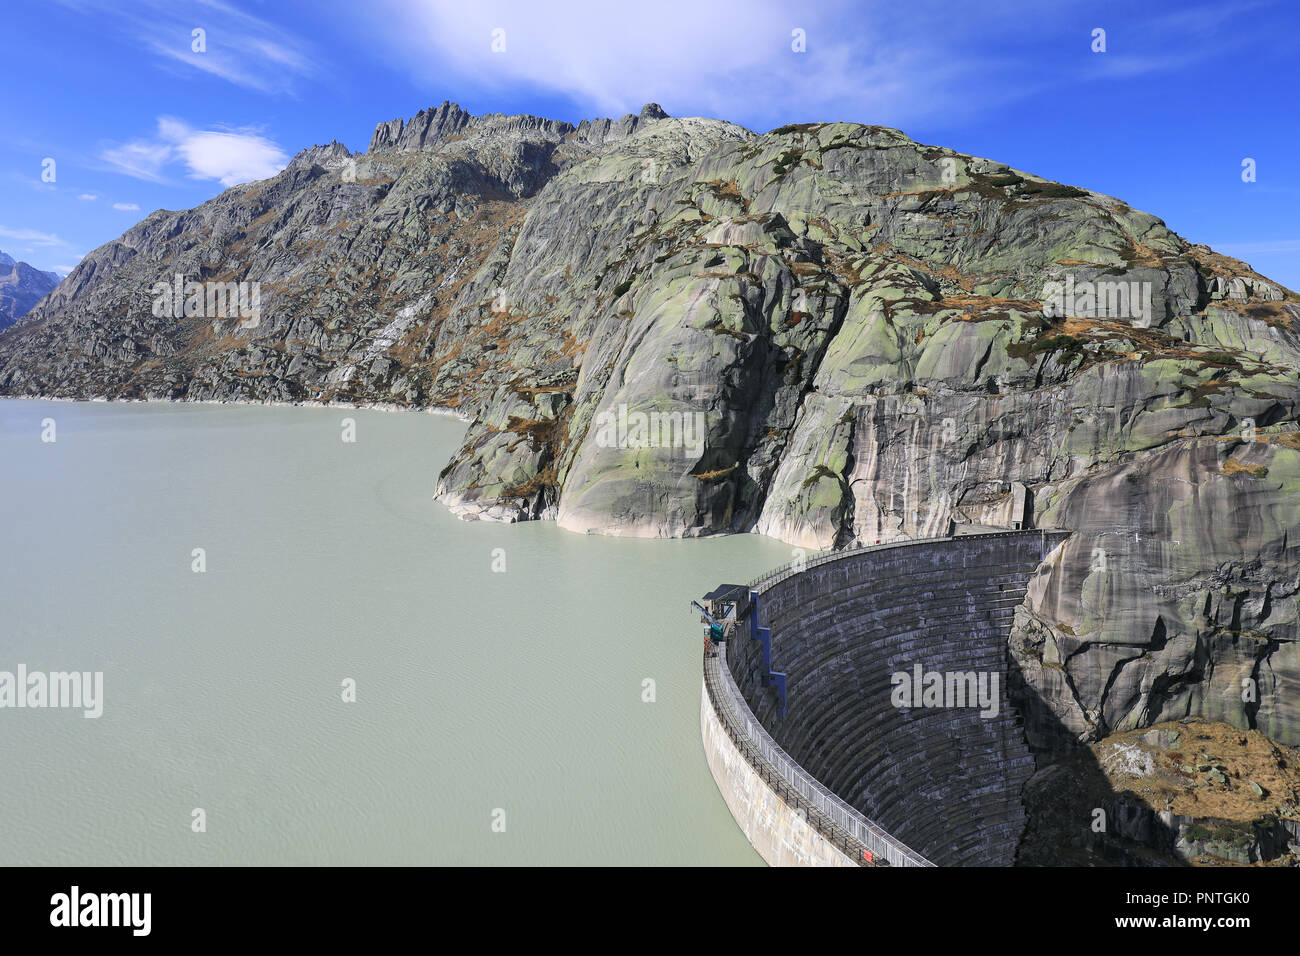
[692,585,743,659]
[693,584,748,645]
[694,584,787,716]
[691,600,729,644]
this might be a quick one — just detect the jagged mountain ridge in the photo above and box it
[0,251,60,332]
[2,101,1299,751]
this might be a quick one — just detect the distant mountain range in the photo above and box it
[0,251,60,332]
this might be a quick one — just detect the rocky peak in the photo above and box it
[471,112,575,138]
[367,100,674,157]
[366,101,574,154]
[367,100,474,153]
[286,140,353,171]
[360,100,678,198]
[574,101,671,147]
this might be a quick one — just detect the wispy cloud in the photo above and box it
[1140,0,1274,33]
[0,226,65,247]
[8,170,57,192]
[100,117,289,187]
[366,0,940,125]
[112,202,141,211]
[100,139,173,183]
[354,0,1283,131]
[77,193,98,201]
[53,0,319,94]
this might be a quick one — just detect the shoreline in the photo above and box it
[0,393,474,422]
[0,391,793,545]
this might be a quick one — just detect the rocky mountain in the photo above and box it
[2,100,1298,761]
[1019,718,1300,865]
[0,251,60,332]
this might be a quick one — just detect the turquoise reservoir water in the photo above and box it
[0,400,794,865]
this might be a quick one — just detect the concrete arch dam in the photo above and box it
[700,530,1069,867]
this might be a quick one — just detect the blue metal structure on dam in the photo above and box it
[696,585,787,713]
[747,592,787,718]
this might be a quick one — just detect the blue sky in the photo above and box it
[1,0,1297,288]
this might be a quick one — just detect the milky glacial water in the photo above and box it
[0,400,795,865]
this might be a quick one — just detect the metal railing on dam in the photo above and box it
[744,529,1062,596]
[702,528,1070,867]
[703,638,934,866]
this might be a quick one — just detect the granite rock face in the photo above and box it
[2,104,1299,747]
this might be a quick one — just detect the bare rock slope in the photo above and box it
[2,102,1299,751]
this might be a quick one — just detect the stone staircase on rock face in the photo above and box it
[724,531,1069,867]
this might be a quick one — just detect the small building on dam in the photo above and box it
[699,529,1070,866]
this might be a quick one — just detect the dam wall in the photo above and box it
[705,530,1067,866]
[702,639,932,866]
[700,681,859,866]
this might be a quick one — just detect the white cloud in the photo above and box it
[353,0,1055,128]
[100,117,289,188]
[166,122,289,186]
[0,226,64,247]
[77,193,98,201]
[368,0,908,122]
[113,202,141,211]
[352,0,1268,132]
